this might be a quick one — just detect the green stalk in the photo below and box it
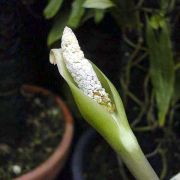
[159,114,166,127]
[116,132,159,180]
[101,116,159,180]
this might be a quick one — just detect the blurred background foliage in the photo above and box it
[44,0,141,45]
[43,0,179,128]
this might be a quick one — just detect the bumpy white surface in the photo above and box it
[170,172,180,180]
[50,27,113,111]
[61,27,113,110]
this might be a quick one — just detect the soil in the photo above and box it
[0,91,64,179]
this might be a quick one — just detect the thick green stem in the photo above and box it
[115,130,159,180]
[159,115,166,127]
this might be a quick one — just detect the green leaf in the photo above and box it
[68,0,85,28]
[94,9,105,23]
[174,69,180,101]
[110,0,141,31]
[160,0,175,12]
[149,14,165,29]
[83,0,115,9]
[47,12,69,46]
[44,0,64,19]
[81,9,95,23]
[146,19,175,126]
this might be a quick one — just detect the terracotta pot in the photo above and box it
[14,84,74,180]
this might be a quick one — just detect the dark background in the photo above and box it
[12,1,122,179]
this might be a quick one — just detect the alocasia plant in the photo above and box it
[49,27,159,180]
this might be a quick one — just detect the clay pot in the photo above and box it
[14,85,74,180]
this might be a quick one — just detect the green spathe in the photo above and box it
[50,48,159,180]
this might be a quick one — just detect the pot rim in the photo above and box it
[14,84,74,180]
